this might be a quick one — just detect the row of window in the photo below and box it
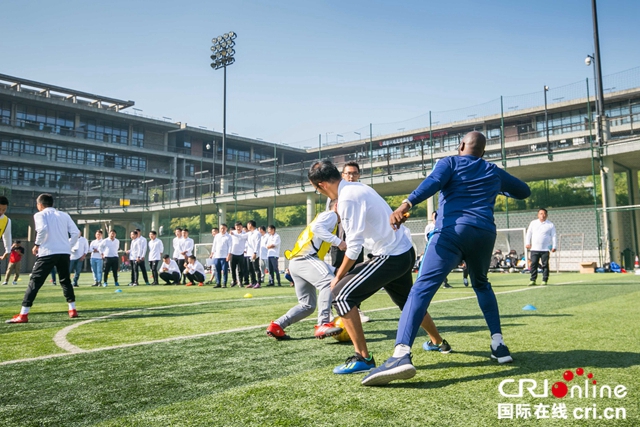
[0,137,147,171]
[0,167,141,191]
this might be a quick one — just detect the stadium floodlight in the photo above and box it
[210,31,237,177]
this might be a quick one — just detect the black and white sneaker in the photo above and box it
[491,343,513,364]
[361,353,416,386]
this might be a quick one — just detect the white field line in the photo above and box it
[1,281,584,366]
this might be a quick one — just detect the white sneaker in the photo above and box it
[12,281,17,285]
[358,308,370,323]
[1,282,7,285]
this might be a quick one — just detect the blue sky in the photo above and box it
[1,0,638,146]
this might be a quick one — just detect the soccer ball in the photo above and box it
[332,316,351,342]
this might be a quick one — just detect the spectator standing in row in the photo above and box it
[148,230,163,285]
[525,208,556,286]
[173,227,184,276]
[229,222,248,287]
[246,220,261,288]
[89,230,104,287]
[212,224,232,288]
[266,225,281,287]
[69,231,89,288]
[179,229,194,285]
[259,226,269,283]
[100,230,120,286]
[207,227,219,284]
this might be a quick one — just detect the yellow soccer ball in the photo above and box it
[332,316,351,342]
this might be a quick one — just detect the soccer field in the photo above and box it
[1,273,638,426]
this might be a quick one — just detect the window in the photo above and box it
[0,101,10,125]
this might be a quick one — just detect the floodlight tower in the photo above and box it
[210,31,237,177]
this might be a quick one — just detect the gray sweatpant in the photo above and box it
[276,254,334,328]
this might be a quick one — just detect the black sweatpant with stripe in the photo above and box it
[332,248,415,316]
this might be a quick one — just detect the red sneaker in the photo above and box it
[198,282,204,287]
[5,314,28,324]
[266,321,290,341]
[186,282,193,287]
[69,309,78,318]
[314,322,343,339]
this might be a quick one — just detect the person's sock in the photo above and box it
[393,344,411,358]
[69,302,76,310]
[20,306,30,315]
[491,333,505,349]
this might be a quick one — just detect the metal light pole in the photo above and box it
[544,85,552,160]
[210,32,237,178]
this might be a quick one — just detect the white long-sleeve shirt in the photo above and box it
[0,214,12,257]
[526,219,557,251]
[129,237,139,260]
[294,211,342,257]
[172,236,183,259]
[148,238,164,261]
[184,260,206,276]
[229,231,247,256]
[160,259,181,275]
[212,233,232,259]
[100,238,120,258]
[266,233,281,258]
[180,237,194,258]
[337,180,412,259]
[70,236,89,260]
[259,234,268,259]
[138,236,148,259]
[89,238,103,259]
[34,207,80,256]
[246,230,261,258]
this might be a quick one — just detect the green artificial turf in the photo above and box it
[0,273,638,426]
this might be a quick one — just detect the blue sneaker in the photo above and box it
[115,282,120,287]
[422,339,452,354]
[333,353,376,374]
[361,353,416,386]
[102,282,108,287]
[491,343,513,364]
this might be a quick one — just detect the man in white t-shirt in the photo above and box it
[525,208,557,286]
[148,230,164,285]
[89,230,104,287]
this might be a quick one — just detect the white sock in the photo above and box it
[69,302,76,310]
[491,333,505,349]
[20,307,30,315]
[393,344,411,358]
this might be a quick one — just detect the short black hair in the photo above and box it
[221,223,228,228]
[188,255,197,261]
[538,208,548,214]
[110,229,117,235]
[268,225,276,231]
[183,228,189,233]
[150,230,157,236]
[308,160,341,186]
[235,221,242,227]
[0,196,8,206]
[163,254,171,260]
[13,240,21,244]
[343,161,361,173]
[212,227,219,232]
[36,193,54,207]
[175,227,182,231]
[96,229,103,234]
[247,220,256,228]
[259,226,266,232]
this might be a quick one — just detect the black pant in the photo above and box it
[245,257,256,284]
[185,271,205,284]
[160,271,181,285]
[530,251,550,282]
[133,259,149,284]
[103,257,119,283]
[230,254,246,285]
[251,257,261,284]
[177,259,186,283]
[149,260,160,283]
[23,254,74,307]
[268,256,280,286]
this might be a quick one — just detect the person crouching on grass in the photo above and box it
[183,255,206,286]
[6,193,81,323]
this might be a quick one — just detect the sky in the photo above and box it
[1,0,639,147]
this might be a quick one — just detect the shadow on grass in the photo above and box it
[384,349,640,389]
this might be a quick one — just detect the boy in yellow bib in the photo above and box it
[266,200,345,340]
